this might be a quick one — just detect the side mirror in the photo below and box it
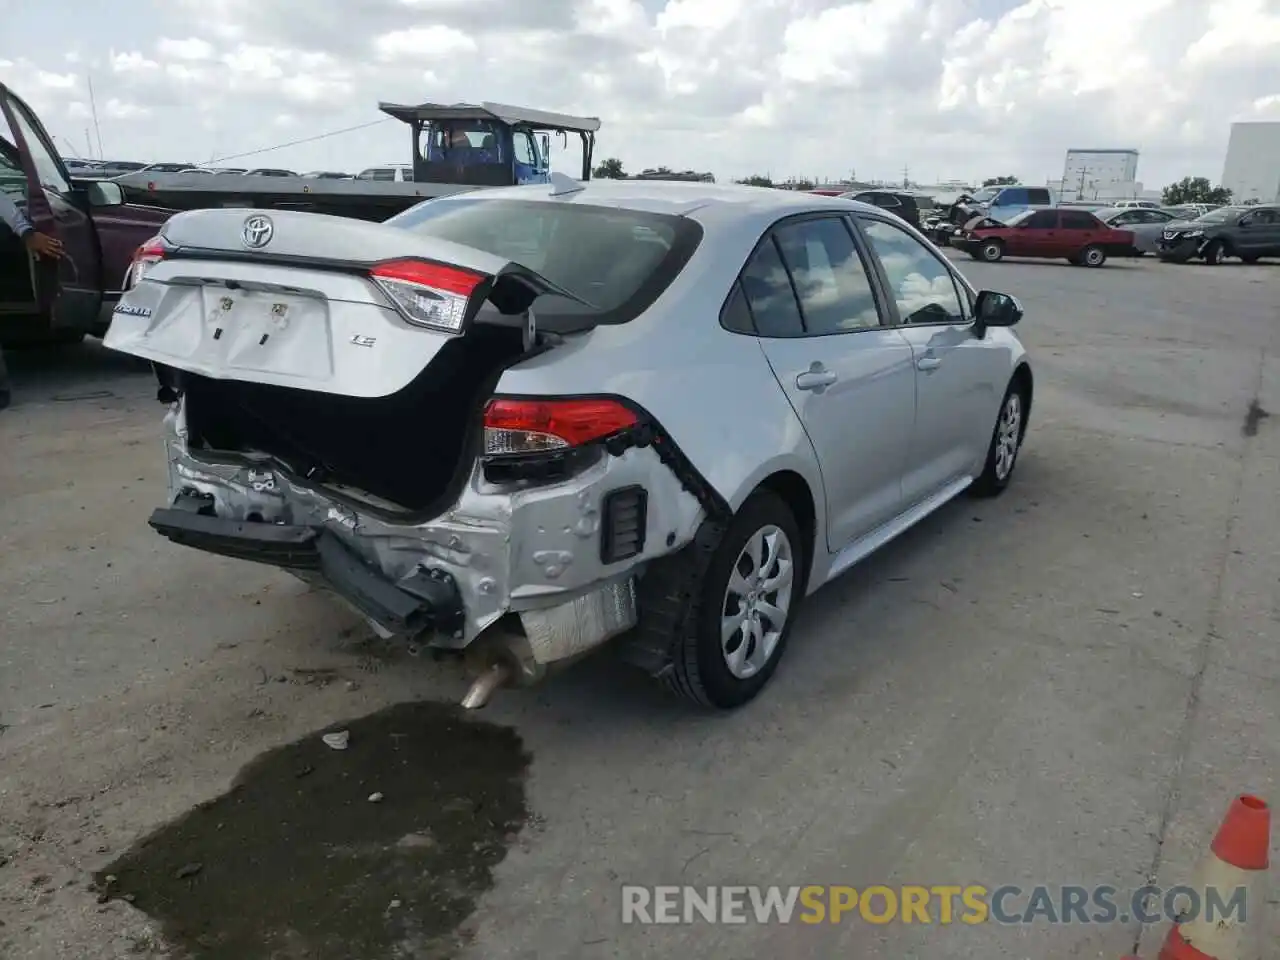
[539,133,551,166]
[85,180,125,207]
[974,290,1022,327]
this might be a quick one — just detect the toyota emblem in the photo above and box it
[241,214,274,249]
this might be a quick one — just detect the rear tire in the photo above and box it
[1081,245,1107,268]
[637,490,805,709]
[979,240,1005,262]
[970,378,1028,498]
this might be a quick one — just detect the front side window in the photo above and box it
[1060,211,1098,229]
[512,132,535,166]
[2,93,70,195]
[1024,210,1058,229]
[859,217,966,325]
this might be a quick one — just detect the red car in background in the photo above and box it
[951,208,1135,267]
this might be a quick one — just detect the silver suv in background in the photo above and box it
[106,180,1033,710]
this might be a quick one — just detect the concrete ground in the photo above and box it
[0,253,1277,959]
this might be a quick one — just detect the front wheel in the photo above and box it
[1081,245,1107,268]
[970,379,1027,498]
[645,490,805,709]
[980,240,1005,262]
[1203,240,1227,265]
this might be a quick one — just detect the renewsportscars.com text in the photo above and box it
[621,884,1247,926]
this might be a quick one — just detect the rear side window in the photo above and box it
[740,239,804,337]
[1027,188,1051,204]
[389,197,703,330]
[773,218,881,333]
[1060,211,1098,229]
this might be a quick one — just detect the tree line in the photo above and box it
[593,159,1243,206]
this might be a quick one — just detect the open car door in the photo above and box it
[0,82,102,334]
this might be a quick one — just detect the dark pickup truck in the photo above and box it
[2,82,175,345]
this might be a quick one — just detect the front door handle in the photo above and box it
[796,367,838,391]
[916,356,942,372]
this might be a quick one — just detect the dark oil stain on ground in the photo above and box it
[1242,398,1270,437]
[95,701,530,960]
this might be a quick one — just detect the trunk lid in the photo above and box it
[104,207,574,398]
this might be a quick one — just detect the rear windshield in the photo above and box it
[387,197,704,329]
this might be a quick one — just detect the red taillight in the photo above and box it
[369,258,486,333]
[125,235,167,289]
[483,398,639,454]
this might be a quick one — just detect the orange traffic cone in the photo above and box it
[1156,794,1270,960]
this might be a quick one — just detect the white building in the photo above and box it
[1221,122,1280,204]
[1057,148,1142,201]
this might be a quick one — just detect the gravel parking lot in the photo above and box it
[1,254,1277,959]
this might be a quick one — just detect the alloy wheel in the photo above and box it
[721,525,795,680]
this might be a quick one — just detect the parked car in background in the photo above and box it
[1162,203,1216,221]
[301,170,352,179]
[356,164,415,182]
[951,207,1134,266]
[968,185,1055,222]
[210,167,249,175]
[177,168,216,175]
[96,160,149,177]
[1110,199,1161,210]
[1093,206,1181,254]
[243,168,298,177]
[1157,205,1280,265]
[138,163,196,174]
[106,181,1033,710]
[840,190,923,228]
[1,82,175,345]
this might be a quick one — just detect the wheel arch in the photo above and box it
[752,469,819,592]
[1010,361,1033,438]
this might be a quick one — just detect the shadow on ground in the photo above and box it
[94,701,531,960]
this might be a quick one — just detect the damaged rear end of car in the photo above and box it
[106,203,709,707]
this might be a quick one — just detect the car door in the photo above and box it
[1239,207,1280,255]
[738,215,916,550]
[0,84,102,331]
[854,214,1002,504]
[1058,209,1103,256]
[1134,209,1176,251]
[1007,209,1058,256]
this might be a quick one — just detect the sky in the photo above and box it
[1,0,1278,189]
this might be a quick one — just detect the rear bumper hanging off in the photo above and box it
[148,499,464,635]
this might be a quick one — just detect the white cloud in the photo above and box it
[373,26,476,61]
[156,37,216,61]
[1,0,1277,187]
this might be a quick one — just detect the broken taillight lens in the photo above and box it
[125,235,168,289]
[482,398,639,455]
[369,259,485,333]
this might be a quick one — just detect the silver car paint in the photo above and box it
[106,180,1029,671]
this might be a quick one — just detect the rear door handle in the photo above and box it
[795,369,838,391]
[916,356,942,372]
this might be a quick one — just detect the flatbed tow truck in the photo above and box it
[109,100,602,222]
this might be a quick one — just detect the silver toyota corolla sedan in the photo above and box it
[105,177,1033,710]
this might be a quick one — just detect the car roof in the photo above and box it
[431,177,886,227]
